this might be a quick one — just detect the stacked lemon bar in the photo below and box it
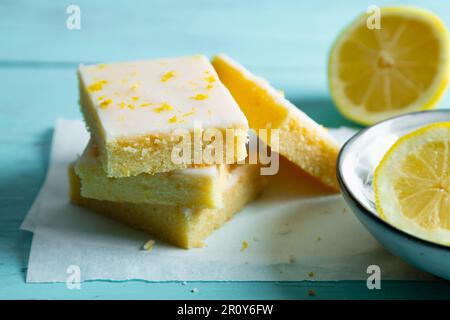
[70,54,341,249]
[212,54,340,189]
[70,55,266,248]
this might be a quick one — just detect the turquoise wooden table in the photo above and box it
[1,0,450,299]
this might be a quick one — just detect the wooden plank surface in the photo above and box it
[1,0,450,299]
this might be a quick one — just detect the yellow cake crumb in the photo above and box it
[240,240,249,252]
[142,240,155,251]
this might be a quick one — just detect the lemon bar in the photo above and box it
[78,55,248,177]
[212,54,340,189]
[75,140,230,208]
[68,164,265,248]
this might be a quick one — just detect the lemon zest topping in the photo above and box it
[127,104,135,110]
[154,103,173,113]
[190,94,208,101]
[182,111,196,117]
[161,70,175,82]
[131,96,139,101]
[140,102,151,107]
[118,102,125,109]
[99,99,112,109]
[168,115,178,123]
[130,82,139,91]
[88,80,107,92]
[205,75,216,84]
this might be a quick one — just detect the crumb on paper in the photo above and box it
[308,272,315,278]
[342,207,347,214]
[191,288,199,293]
[317,236,321,242]
[181,281,187,286]
[240,240,249,252]
[252,236,260,242]
[289,255,296,264]
[141,240,155,251]
[308,289,316,296]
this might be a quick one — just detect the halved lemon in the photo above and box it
[329,6,449,125]
[374,122,450,246]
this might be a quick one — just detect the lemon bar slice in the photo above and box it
[78,55,248,177]
[68,164,265,248]
[75,140,230,208]
[212,54,340,189]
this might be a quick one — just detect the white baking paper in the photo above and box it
[22,119,432,282]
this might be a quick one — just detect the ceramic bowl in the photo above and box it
[337,110,450,280]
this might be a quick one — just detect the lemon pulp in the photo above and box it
[374,122,450,246]
[329,6,449,125]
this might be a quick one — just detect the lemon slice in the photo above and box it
[374,122,450,246]
[329,6,449,125]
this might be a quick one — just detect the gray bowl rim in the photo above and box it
[337,109,450,252]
